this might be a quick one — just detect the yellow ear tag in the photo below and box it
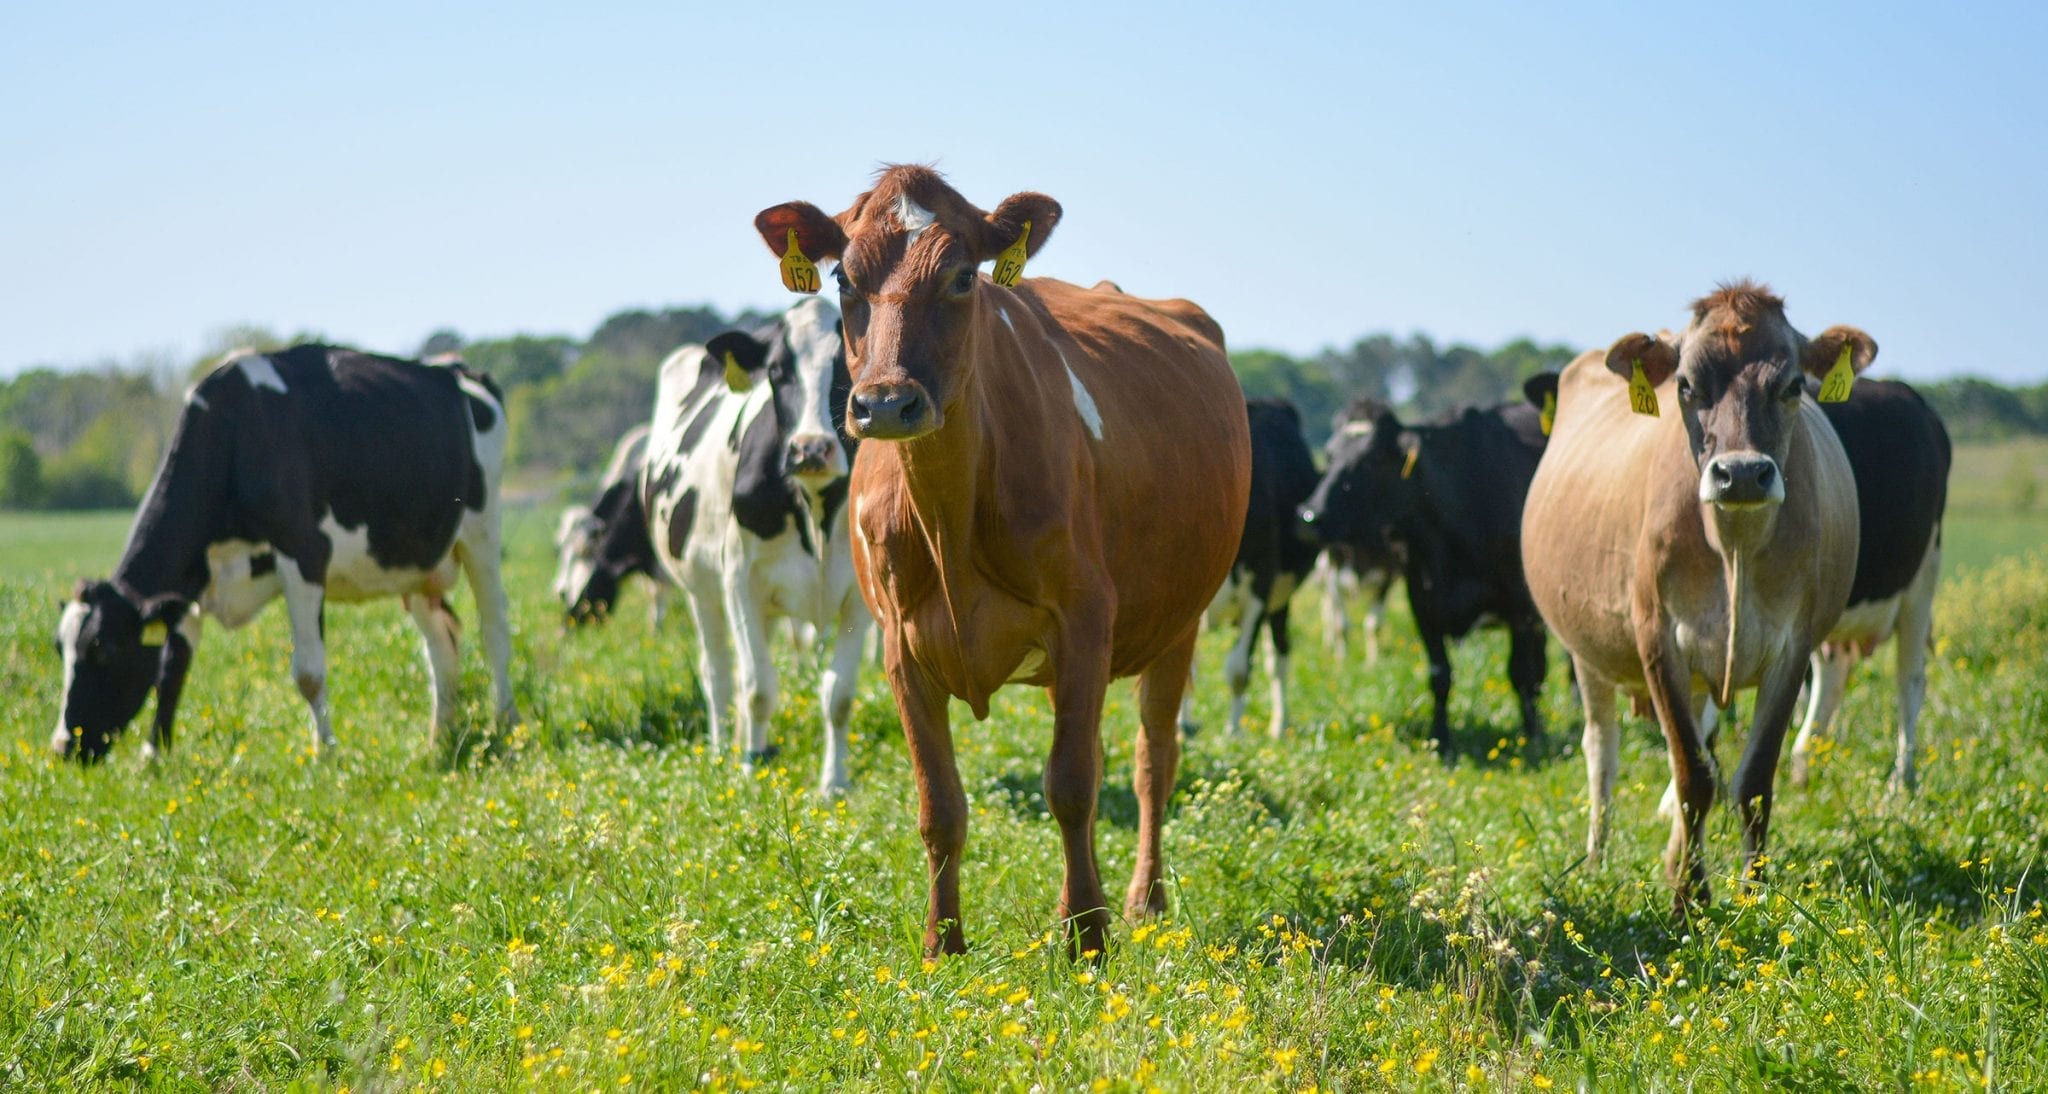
[1818,344,1855,403]
[778,228,820,294]
[140,621,167,648]
[990,220,1031,287]
[722,351,753,392]
[1628,359,1660,416]
[1539,390,1556,436]
[1400,445,1420,479]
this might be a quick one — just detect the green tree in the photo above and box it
[0,429,42,508]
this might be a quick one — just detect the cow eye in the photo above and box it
[947,267,977,298]
[1676,378,1693,405]
[833,267,858,297]
[1781,375,1805,401]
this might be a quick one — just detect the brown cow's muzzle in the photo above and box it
[1698,452,1785,511]
[849,382,938,440]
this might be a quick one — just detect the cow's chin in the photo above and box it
[849,414,941,443]
[1703,497,1783,554]
[791,466,847,492]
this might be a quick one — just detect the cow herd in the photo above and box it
[49,166,1954,952]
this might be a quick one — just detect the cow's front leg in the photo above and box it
[1222,584,1262,735]
[1641,633,1712,911]
[1575,660,1620,866]
[1128,625,1196,919]
[1508,617,1547,742]
[721,565,780,769]
[457,539,521,724]
[817,597,869,796]
[1420,627,1456,761]
[406,594,461,748]
[1264,603,1294,739]
[680,575,736,753]
[1730,648,1809,891]
[885,642,966,957]
[1048,625,1113,958]
[144,612,201,762]
[277,558,334,752]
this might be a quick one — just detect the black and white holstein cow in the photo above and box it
[1188,399,1322,736]
[554,423,673,625]
[54,345,517,761]
[1788,380,1950,792]
[577,298,870,794]
[1298,396,1549,758]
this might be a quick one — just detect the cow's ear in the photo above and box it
[1522,372,1560,434]
[1802,325,1877,380]
[754,202,846,291]
[977,192,1062,263]
[1605,332,1678,389]
[704,332,772,394]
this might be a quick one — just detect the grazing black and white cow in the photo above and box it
[54,345,517,762]
[554,423,672,625]
[579,298,869,794]
[1191,399,1323,736]
[1316,398,1403,665]
[1786,380,1950,791]
[1298,396,1549,757]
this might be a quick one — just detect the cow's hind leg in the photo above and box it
[406,593,462,749]
[1128,625,1195,919]
[1789,649,1850,788]
[680,575,736,753]
[456,539,520,724]
[1576,661,1620,866]
[1223,586,1262,736]
[1891,542,1940,795]
[277,561,335,752]
[1048,622,1114,958]
[1264,602,1293,739]
[1508,617,1547,743]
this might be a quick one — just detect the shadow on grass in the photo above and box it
[985,760,1294,831]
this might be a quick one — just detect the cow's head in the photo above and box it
[1608,281,1873,523]
[753,165,1061,441]
[706,298,854,486]
[1298,400,1413,556]
[53,580,187,761]
[564,478,655,626]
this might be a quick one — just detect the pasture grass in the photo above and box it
[1,496,2045,1090]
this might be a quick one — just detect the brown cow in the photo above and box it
[753,167,1250,957]
[1521,281,1870,911]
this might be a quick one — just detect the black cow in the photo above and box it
[1298,395,1549,757]
[1190,399,1323,736]
[54,345,518,762]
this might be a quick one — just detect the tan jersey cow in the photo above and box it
[754,166,1250,958]
[1522,282,1869,911]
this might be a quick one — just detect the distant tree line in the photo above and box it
[3,309,2043,511]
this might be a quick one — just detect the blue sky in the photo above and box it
[4,1,2044,381]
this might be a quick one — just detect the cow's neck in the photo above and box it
[112,416,229,603]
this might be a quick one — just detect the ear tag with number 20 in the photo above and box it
[779,228,820,294]
[991,220,1031,287]
[1628,360,1659,417]
[1818,344,1855,403]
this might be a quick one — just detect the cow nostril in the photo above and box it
[850,396,873,424]
[1756,463,1775,490]
[1712,462,1735,488]
[898,395,923,424]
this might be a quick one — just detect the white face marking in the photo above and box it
[235,353,289,394]
[894,194,935,245]
[1056,347,1105,441]
[782,297,849,481]
[53,600,88,751]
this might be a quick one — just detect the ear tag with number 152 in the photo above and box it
[779,229,820,294]
[991,221,1031,287]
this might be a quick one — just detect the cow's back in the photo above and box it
[1521,351,1673,682]
[1013,279,1251,671]
[1821,381,1951,606]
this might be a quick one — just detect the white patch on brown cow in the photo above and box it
[1056,347,1105,441]
[894,195,935,245]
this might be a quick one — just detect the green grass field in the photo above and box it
[2,456,2045,1089]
